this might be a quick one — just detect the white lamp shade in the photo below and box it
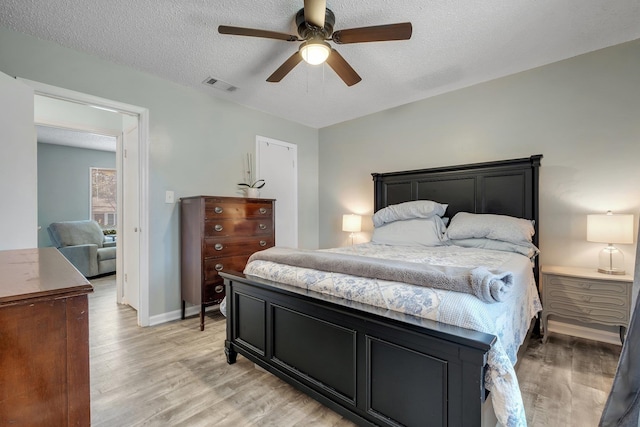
[342,214,362,233]
[300,41,331,65]
[587,212,634,244]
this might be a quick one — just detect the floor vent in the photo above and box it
[203,77,237,92]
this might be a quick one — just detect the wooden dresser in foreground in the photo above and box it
[0,248,93,426]
[180,196,275,330]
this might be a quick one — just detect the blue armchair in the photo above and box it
[47,220,116,277]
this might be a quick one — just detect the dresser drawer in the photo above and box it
[204,255,253,283]
[204,199,273,220]
[204,218,273,237]
[203,237,274,258]
[203,281,225,304]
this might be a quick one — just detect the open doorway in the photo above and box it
[25,78,150,326]
[37,125,117,248]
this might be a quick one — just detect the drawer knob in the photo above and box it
[259,207,267,214]
[259,240,267,247]
[214,285,224,294]
[214,206,223,214]
[215,263,224,271]
[259,223,267,230]
[214,224,223,232]
[215,243,223,251]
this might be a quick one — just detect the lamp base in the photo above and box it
[597,267,626,275]
[597,245,625,275]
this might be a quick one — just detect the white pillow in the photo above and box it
[372,217,447,247]
[373,200,447,227]
[446,212,535,245]
[450,238,539,258]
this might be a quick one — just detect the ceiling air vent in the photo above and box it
[203,77,237,92]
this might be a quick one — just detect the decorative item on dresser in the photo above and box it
[541,265,633,344]
[180,196,275,331]
[0,248,93,426]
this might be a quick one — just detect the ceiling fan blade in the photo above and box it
[304,0,326,28]
[332,22,412,44]
[266,52,303,82]
[218,25,299,42]
[325,49,362,87]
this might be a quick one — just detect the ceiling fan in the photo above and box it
[218,0,412,87]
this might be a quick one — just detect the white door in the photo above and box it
[256,136,298,248]
[120,120,140,310]
[0,72,37,249]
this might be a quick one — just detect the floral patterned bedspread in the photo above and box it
[243,243,542,427]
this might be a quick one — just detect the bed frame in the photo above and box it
[221,155,542,427]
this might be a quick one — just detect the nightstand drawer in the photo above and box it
[546,288,627,309]
[545,276,628,296]
[545,300,628,323]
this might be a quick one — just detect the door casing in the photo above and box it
[21,77,151,327]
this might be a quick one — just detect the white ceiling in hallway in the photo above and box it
[37,125,116,152]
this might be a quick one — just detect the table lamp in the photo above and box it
[587,211,634,275]
[342,214,362,246]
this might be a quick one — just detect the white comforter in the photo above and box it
[243,242,542,427]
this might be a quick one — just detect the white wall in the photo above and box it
[319,39,640,279]
[0,25,319,317]
[2,21,639,324]
[0,72,36,249]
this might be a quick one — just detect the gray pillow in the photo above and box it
[446,212,535,245]
[450,238,539,258]
[373,200,447,228]
[372,217,447,247]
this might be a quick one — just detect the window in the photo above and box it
[90,167,117,228]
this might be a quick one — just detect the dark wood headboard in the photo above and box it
[372,155,543,249]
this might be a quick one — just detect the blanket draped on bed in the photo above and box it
[248,247,514,303]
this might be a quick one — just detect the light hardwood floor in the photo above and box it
[89,276,620,426]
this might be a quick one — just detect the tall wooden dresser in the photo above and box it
[0,248,93,426]
[180,196,275,330]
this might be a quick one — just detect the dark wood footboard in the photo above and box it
[222,271,496,427]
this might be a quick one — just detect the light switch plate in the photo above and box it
[165,190,175,204]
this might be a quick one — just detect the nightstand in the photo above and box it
[541,265,633,344]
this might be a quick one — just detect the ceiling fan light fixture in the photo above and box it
[300,40,331,65]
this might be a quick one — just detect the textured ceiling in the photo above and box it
[37,125,116,152]
[2,0,639,128]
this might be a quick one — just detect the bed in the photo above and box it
[220,155,542,427]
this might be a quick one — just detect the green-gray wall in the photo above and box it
[0,25,319,318]
[319,39,640,278]
[3,22,640,327]
[37,143,116,248]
